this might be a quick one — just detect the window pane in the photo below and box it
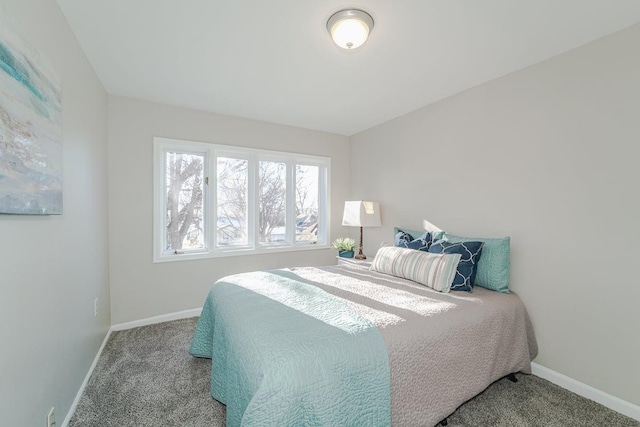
[295,165,319,243]
[165,152,205,251]
[217,157,248,246]
[259,161,286,244]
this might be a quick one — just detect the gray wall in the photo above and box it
[107,96,350,324]
[350,24,640,406]
[0,1,110,425]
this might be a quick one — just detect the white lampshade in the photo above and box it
[342,201,381,227]
[327,9,374,50]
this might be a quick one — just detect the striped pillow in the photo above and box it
[370,246,461,293]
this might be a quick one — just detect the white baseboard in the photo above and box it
[61,327,113,427]
[110,307,202,331]
[531,362,640,421]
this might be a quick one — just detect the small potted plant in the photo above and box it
[333,237,356,258]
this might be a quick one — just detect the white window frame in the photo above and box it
[153,137,331,262]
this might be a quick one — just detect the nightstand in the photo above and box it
[336,256,372,268]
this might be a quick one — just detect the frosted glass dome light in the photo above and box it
[327,9,374,50]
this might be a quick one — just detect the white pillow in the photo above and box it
[370,246,461,293]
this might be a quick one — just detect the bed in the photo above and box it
[190,261,537,427]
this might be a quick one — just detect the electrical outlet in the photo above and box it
[47,407,55,427]
[94,297,98,317]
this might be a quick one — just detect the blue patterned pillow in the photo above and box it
[428,240,484,292]
[394,230,432,251]
[394,230,414,246]
[394,227,442,242]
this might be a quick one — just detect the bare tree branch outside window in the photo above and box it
[295,165,319,243]
[217,158,248,246]
[259,161,286,243]
[165,152,204,250]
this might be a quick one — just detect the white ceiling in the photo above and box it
[56,1,640,136]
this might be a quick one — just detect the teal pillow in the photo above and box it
[442,233,510,293]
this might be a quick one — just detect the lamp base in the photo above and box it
[356,226,366,259]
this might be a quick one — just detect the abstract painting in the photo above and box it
[0,11,62,214]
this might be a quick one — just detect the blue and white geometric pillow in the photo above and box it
[428,240,484,292]
[394,230,414,247]
[394,230,432,251]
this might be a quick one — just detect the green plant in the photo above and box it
[333,237,356,252]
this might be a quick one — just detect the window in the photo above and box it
[216,157,248,247]
[153,137,330,262]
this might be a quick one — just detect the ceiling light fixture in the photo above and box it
[326,9,374,50]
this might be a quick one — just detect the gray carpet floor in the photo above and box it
[69,318,639,427]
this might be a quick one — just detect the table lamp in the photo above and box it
[342,201,381,259]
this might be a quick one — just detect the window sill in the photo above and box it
[153,243,331,263]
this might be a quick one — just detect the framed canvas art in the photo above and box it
[0,11,62,214]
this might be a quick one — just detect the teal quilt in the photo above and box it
[190,269,391,427]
